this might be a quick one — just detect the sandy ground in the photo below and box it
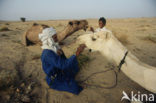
[0,18,156,103]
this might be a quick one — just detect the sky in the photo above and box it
[0,0,156,21]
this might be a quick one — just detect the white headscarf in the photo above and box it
[38,27,61,53]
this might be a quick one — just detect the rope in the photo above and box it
[78,68,118,89]
[78,51,129,89]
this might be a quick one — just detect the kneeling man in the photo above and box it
[39,27,86,95]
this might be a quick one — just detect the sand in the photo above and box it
[0,18,156,103]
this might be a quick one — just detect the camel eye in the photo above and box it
[89,49,92,52]
[69,22,73,25]
[92,37,96,41]
[77,21,80,25]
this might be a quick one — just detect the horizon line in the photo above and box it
[0,16,156,22]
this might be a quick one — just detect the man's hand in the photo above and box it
[90,27,94,33]
[76,44,86,56]
[57,49,64,56]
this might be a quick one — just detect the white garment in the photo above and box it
[38,27,60,53]
[95,27,111,33]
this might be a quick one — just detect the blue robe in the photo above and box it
[41,49,83,94]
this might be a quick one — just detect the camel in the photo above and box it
[22,20,88,46]
[77,31,156,94]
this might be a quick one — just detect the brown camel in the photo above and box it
[22,20,88,46]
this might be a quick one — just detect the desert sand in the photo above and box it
[0,17,156,103]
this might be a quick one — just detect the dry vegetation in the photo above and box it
[0,26,10,32]
[77,54,90,69]
[143,34,156,43]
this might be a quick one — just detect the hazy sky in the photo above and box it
[0,0,156,21]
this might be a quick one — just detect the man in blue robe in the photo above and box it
[39,27,86,95]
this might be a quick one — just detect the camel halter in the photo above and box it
[118,51,129,72]
[78,51,129,89]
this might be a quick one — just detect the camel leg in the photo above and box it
[22,31,27,46]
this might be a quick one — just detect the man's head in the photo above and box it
[39,27,58,43]
[99,17,106,28]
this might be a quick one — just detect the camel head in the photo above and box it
[57,20,88,41]
[68,20,88,31]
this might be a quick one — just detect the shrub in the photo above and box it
[77,54,90,68]
[20,17,26,22]
[0,27,10,32]
[143,34,156,43]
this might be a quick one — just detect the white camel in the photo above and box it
[77,31,156,93]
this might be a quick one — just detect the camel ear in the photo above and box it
[69,21,73,26]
